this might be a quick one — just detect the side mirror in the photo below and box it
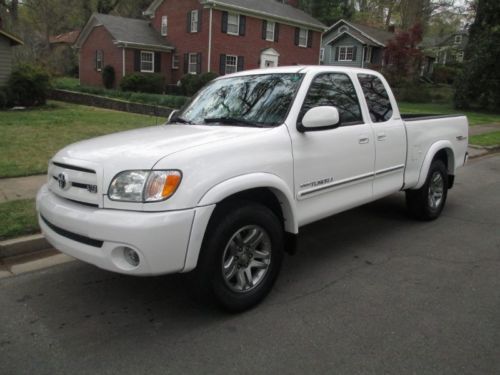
[299,106,340,132]
[167,110,178,124]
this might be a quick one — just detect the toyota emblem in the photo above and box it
[57,173,69,190]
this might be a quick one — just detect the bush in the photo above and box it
[0,89,8,109]
[119,73,165,94]
[393,83,431,103]
[432,65,461,85]
[7,64,51,107]
[102,65,115,89]
[180,72,218,96]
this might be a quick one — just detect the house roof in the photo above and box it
[74,13,174,51]
[0,29,23,46]
[144,0,326,30]
[49,30,80,45]
[324,19,395,47]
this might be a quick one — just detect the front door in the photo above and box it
[260,48,279,69]
[290,72,375,226]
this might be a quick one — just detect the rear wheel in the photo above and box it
[406,159,448,220]
[192,201,284,312]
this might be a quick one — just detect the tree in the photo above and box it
[299,0,354,26]
[454,0,500,111]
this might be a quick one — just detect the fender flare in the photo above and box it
[414,141,455,190]
[197,173,298,233]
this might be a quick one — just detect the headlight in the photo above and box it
[108,170,182,202]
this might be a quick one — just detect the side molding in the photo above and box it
[414,141,455,190]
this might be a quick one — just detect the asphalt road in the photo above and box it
[1,155,499,375]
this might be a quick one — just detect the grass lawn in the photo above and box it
[398,102,500,126]
[469,131,500,147]
[0,101,159,178]
[0,199,39,241]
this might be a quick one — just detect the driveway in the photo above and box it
[1,155,499,375]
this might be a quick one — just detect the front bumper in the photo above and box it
[36,184,196,276]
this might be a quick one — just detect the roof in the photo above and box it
[49,30,80,45]
[74,13,174,51]
[0,29,23,46]
[144,0,326,30]
[324,19,395,47]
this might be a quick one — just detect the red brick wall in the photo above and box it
[79,26,123,88]
[210,10,321,73]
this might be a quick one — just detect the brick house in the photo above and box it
[74,0,325,88]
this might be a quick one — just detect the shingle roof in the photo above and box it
[324,19,395,46]
[0,29,23,46]
[75,13,173,51]
[144,0,325,30]
[49,30,81,45]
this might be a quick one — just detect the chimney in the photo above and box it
[388,25,395,33]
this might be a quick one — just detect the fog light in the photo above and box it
[123,247,140,267]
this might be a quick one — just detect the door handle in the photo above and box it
[377,134,387,141]
[359,137,370,144]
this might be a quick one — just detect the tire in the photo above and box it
[406,159,448,221]
[192,201,284,312]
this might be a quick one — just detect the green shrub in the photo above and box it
[120,73,165,94]
[7,64,51,107]
[432,65,461,85]
[393,84,431,103]
[0,89,8,109]
[102,65,115,89]
[180,72,218,96]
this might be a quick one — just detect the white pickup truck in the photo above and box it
[37,66,468,311]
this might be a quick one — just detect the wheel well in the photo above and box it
[433,148,455,188]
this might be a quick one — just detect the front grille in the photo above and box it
[41,215,104,248]
[52,162,96,174]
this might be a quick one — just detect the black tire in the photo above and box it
[192,201,284,312]
[406,159,448,221]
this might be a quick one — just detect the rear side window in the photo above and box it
[358,74,393,123]
[300,73,363,125]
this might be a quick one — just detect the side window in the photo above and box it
[358,74,393,123]
[300,73,363,125]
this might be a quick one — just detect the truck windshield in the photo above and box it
[173,73,304,127]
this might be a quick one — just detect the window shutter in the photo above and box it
[239,15,246,36]
[262,20,267,40]
[155,52,161,73]
[219,54,226,75]
[101,50,104,66]
[307,31,313,48]
[221,11,228,33]
[335,47,339,61]
[134,50,141,71]
[198,8,202,31]
[294,28,299,46]
[196,53,202,74]
[352,46,357,60]
[275,23,280,42]
[187,11,191,33]
[183,53,189,74]
[237,56,244,72]
[95,51,98,70]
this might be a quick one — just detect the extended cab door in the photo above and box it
[289,72,375,226]
[357,73,407,199]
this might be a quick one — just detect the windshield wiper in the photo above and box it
[204,117,268,127]
[172,116,193,124]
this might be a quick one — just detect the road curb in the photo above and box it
[0,234,51,260]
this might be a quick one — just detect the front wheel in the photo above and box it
[192,201,284,312]
[406,159,448,221]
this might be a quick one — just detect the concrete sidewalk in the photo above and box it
[0,175,47,203]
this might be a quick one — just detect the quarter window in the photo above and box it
[358,74,393,123]
[188,53,198,74]
[266,21,275,41]
[300,73,363,125]
[339,46,354,61]
[299,28,308,47]
[140,51,154,73]
[191,10,199,32]
[161,16,168,36]
[227,13,239,35]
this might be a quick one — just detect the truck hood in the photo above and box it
[53,124,263,170]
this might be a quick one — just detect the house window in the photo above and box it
[172,54,179,69]
[365,46,372,62]
[227,13,239,35]
[188,53,198,74]
[339,46,354,61]
[191,10,199,33]
[319,48,325,62]
[266,21,275,41]
[298,28,308,47]
[140,51,154,73]
[454,35,462,44]
[95,50,103,72]
[456,51,464,63]
[161,16,168,36]
[225,55,238,74]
